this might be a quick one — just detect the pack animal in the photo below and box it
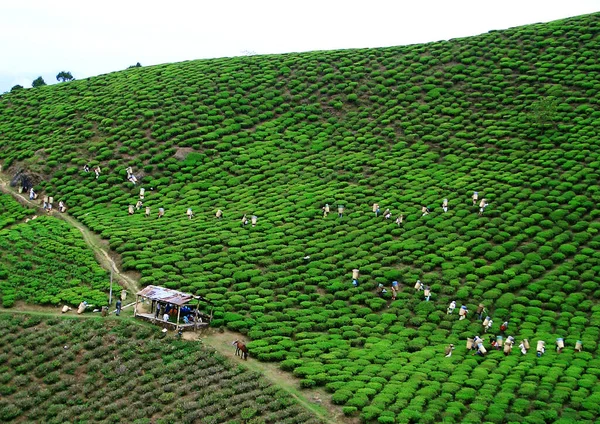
[232,340,248,360]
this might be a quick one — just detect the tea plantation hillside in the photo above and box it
[1,12,600,423]
[0,192,113,307]
[0,313,323,424]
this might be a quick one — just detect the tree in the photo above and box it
[32,77,46,88]
[10,85,23,92]
[56,71,74,82]
[128,62,142,69]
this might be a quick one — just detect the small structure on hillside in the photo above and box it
[134,285,214,331]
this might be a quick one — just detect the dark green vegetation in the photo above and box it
[1,12,600,423]
[0,314,322,424]
[0,197,111,307]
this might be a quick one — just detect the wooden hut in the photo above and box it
[134,285,214,331]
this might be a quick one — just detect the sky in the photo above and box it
[1,0,598,93]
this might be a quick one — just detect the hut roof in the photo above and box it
[136,285,195,306]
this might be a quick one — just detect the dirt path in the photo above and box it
[0,173,139,295]
[185,329,357,424]
[0,172,355,423]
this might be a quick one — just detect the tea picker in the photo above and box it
[424,285,431,302]
[352,269,359,287]
[322,204,330,217]
[504,336,515,356]
[472,191,478,205]
[128,205,135,215]
[338,205,344,218]
[459,305,468,320]
[395,214,403,226]
[414,279,423,291]
[500,321,508,332]
[187,208,194,219]
[373,203,380,216]
[140,188,145,200]
[447,300,456,314]
[483,316,493,333]
[421,206,430,216]
[251,215,257,227]
[575,340,582,352]
[136,200,143,210]
[391,281,399,300]
[377,283,387,298]
[216,209,223,219]
[145,206,151,217]
[519,339,530,355]
[536,340,545,357]
[58,201,66,213]
[241,214,248,226]
[157,207,165,219]
[556,338,565,353]
[445,344,455,357]
[383,208,391,219]
[442,198,448,213]
[476,303,486,320]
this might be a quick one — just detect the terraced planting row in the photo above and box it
[0,12,599,423]
[0,214,112,307]
[0,314,323,424]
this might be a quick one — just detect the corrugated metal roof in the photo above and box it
[136,285,194,306]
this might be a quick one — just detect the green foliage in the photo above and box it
[31,76,46,88]
[0,314,321,423]
[1,12,600,423]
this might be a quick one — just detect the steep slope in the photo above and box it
[1,12,600,423]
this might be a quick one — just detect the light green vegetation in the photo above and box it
[0,12,600,423]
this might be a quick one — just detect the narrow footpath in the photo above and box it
[0,171,355,424]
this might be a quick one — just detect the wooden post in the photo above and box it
[134,295,139,317]
[176,306,181,332]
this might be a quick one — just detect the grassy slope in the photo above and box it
[1,12,600,423]
[0,313,324,424]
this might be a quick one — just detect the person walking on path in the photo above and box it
[116,299,122,316]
